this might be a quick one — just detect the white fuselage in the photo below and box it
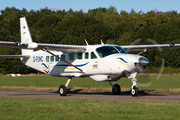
[21,45,148,82]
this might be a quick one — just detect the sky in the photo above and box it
[1,0,180,13]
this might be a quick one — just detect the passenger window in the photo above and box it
[61,54,65,60]
[55,55,59,61]
[50,56,54,62]
[46,56,49,62]
[69,53,74,60]
[77,53,82,59]
[84,52,89,59]
[91,52,97,59]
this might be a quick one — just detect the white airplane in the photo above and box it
[0,17,180,96]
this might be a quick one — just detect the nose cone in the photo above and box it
[134,57,149,72]
[138,57,149,71]
[139,57,149,66]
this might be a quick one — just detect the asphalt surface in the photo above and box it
[0,91,180,103]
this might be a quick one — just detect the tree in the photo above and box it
[0,7,180,74]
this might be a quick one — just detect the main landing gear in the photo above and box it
[59,77,139,97]
[58,77,72,96]
[109,81,121,95]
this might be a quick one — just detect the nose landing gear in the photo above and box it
[131,78,139,96]
[131,86,139,96]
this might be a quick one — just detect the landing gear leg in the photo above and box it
[108,81,121,95]
[131,78,139,97]
[58,77,72,96]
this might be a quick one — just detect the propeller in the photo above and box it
[129,38,164,88]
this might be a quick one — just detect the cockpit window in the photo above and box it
[114,46,128,54]
[96,46,119,58]
[91,52,97,59]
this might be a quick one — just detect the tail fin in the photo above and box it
[20,17,33,55]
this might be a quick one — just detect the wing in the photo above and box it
[0,41,86,53]
[1,41,180,53]
[0,55,30,58]
[121,44,180,52]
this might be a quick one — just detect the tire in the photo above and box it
[58,85,67,96]
[131,86,139,97]
[112,84,121,95]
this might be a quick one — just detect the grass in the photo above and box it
[0,75,180,94]
[145,66,180,74]
[0,75,180,120]
[0,98,180,120]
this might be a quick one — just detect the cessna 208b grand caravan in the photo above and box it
[0,17,180,96]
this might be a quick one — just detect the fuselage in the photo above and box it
[21,44,149,81]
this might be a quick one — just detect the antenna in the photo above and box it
[85,39,89,46]
[100,39,104,45]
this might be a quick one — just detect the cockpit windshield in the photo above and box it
[96,46,127,58]
[114,46,128,54]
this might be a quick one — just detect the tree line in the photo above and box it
[0,6,180,74]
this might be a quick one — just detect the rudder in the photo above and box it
[20,17,33,55]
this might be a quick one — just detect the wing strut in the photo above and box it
[137,49,147,55]
[41,48,85,73]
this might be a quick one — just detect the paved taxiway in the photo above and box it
[0,91,180,103]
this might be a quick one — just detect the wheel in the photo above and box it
[58,85,67,96]
[131,86,139,97]
[112,84,121,95]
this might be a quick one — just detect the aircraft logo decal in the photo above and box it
[117,58,128,65]
[41,63,50,73]
[54,62,89,70]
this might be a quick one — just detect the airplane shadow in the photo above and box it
[52,89,166,96]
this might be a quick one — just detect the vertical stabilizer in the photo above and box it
[20,17,33,55]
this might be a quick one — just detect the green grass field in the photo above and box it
[0,75,180,120]
[0,75,180,94]
[0,98,180,120]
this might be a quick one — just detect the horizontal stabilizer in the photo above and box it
[0,55,30,58]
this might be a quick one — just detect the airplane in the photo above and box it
[0,17,180,97]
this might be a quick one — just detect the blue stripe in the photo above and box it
[55,62,89,67]
[41,63,49,73]
[41,63,48,69]
[117,58,128,63]
[44,70,49,73]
